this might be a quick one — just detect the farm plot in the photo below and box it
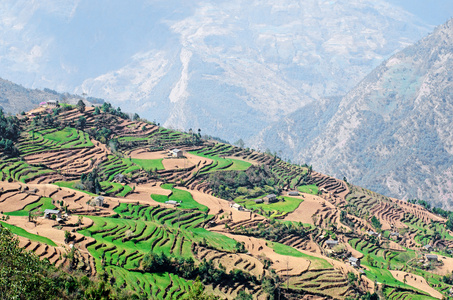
[78,203,238,299]
[151,184,209,212]
[189,150,252,174]
[237,196,303,219]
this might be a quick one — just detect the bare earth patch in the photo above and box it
[390,270,442,299]
[219,232,311,276]
[284,194,329,225]
[129,149,168,160]
[162,158,194,170]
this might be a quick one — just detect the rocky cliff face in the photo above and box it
[260,20,453,208]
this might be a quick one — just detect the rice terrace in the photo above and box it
[2,101,453,300]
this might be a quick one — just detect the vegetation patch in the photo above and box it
[131,158,164,171]
[297,184,318,195]
[242,196,303,214]
[151,184,208,212]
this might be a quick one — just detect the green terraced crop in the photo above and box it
[151,184,208,212]
[5,197,56,216]
[297,184,319,195]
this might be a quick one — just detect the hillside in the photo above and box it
[1,102,453,299]
[256,19,453,209]
[0,77,103,115]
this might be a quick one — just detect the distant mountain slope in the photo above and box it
[0,78,102,114]
[75,0,431,142]
[0,1,430,141]
[271,19,453,208]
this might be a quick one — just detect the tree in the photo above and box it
[77,100,86,113]
[93,106,100,115]
[77,116,87,130]
[371,216,382,231]
[182,277,219,300]
[235,290,253,300]
[366,254,375,267]
[347,271,357,286]
[64,230,71,243]
[235,139,245,148]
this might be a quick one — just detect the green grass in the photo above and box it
[0,221,57,246]
[151,184,208,212]
[297,184,318,195]
[4,197,56,216]
[117,185,132,197]
[240,196,303,214]
[131,158,164,170]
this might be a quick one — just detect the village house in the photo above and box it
[254,198,264,204]
[349,256,361,268]
[170,149,183,158]
[114,173,125,183]
[423,244,434,252]
[94,196,104,207]
[368,231,380,238]
[165,200,180,206]
[263,194,278,204]
[231,203,244,211]
[44,209,61,219]
[288,191,299,196]
[325,240,339,249]
[47,100,59,107]
[426,254,438,262]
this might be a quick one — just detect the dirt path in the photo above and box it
[389,271,442,299]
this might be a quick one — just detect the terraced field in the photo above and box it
[1,105,453,299]
[78,203,241,298]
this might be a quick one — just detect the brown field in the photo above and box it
[390,270,442,299]
[129,149,168,159]
[219,232,311,276]
[284,194,331,225]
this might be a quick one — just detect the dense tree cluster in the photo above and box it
[101,102,130,120]
[0,109,21,156]
[207,165,279,200]
[141,252,259,286]
[80,168,102,194]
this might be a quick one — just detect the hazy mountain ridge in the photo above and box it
[286,20,453,208]
[73,0,431,141]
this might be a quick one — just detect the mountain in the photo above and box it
[76,0,432,142]
[259,19,453,208]
[0,0,431,142]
